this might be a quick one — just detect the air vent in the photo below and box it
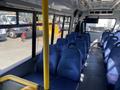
[101,11,106,14]
[108,11,113,14]
[89,10,113,15]
[95,11,100,14]
[90,11,94,14]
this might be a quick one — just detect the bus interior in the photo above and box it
[0,0,120,90]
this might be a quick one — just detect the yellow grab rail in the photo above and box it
[42,0,50,90]
[0,75,38,90]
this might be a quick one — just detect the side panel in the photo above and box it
[1,57,37,77]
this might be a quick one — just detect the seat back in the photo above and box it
[107,42,120,85]
[105,36,118,50]
[83,32,91,47]
[101,31,111,45]
[75,38,87,64]
[81,36,89,53]
[103,33,114,49]
[56,38,68,52]
[57,43,82,81]
[66,32,78,43]
[36,45,59,75]
[115,30,120,40]
[104,36,118,63]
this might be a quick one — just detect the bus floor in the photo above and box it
[77,43,108,90]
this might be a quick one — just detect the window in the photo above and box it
[36,14,43,53]
[19,12,33,24]
[86,19,116,32]
[0,27,32,70]
[0,11,16,25]
[0,12,32,70]
[36,14,53,53]
[53,16,62,44]
[63,17,70,38]
[86,19,116,42]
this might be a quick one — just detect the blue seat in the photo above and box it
[75,37,87,64]
[115,77,120,90]
[56,38,68,51]
[101,31,111,46]
[66,32,79,42]
[104,36,118,50]
[80,35,89,53]
[55,38,68,57]
[107,42,120,85]
[36,45,59,75]
[50,76,78,90]
[24,72,78,90]
[103,33,114,50]
[57,43,82,81]
[24,72,44,86]
[66,35,76,43]
[23,43,80,90]
[83,32,91,48]
[70,32,79,37]
[115,30,120,40]
[104,36,118,63]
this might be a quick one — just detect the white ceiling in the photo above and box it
[19,0,77,13]
[79,0,120,10]
[1,0,120,15]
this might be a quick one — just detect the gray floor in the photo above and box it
[78,44,107,90]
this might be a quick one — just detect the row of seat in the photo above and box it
[101,30,120,90]
[36,32,90,80]
[24,32,91,90]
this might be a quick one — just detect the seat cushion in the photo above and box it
[23,72,78,90]
[24,72,44,86]
[50,76,78,90]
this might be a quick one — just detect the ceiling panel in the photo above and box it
[101,0,114,1]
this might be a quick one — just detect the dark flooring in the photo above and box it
[77,44,107,90]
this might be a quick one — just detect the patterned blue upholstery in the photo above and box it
[103,33,114,50]
[115,77,120,90]
[107,42,120,85]
[115,31,120,40]
[101,31,111,46]
[104,36,118,63]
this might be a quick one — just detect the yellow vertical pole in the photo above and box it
[42,0,49,90]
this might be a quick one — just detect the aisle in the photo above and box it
[78,44,107,90]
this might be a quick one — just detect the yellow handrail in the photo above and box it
[0,75,38,90]
[42,0,50,90]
